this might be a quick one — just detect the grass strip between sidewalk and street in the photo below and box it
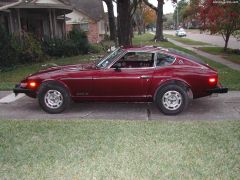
[0,120,239,179]
[198,47,240,65]
[164,34,210,46]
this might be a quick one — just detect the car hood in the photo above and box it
[30,62,96,76]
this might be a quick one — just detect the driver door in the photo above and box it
[93,52,155,100]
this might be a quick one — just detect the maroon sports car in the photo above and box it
[14,46,228,115]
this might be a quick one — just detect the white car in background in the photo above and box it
[176,28,187,37]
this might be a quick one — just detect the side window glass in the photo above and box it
[156,53,175,67]
[112,52,154,68]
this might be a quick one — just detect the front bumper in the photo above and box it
[207,87,228,94]
[13,84,36,98]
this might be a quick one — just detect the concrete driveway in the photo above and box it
[0,91,240,121]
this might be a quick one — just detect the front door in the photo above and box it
[93,51,155,100]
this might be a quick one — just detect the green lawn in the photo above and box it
[198,47,240,65]
[164,34,210,46]
[0,120,239,179]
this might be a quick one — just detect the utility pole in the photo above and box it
[176,3,179,29]
[173,1,179,29]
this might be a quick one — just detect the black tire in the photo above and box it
[155,84,189,115]
[38,83,70,114]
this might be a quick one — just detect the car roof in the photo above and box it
[122,46,168,53]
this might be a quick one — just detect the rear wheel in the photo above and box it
[38,83,70,114]
[156,84,189,115]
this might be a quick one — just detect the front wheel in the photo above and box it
[38,84,70,114]
[155,85,189,115]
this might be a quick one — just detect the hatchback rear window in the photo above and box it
[168,48,205,64]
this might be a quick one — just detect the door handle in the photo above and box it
[140,75,151,79]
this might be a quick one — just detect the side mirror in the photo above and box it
[114,62,121,71]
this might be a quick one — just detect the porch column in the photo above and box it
[53,9,57,38]
[63,13,66,39]
[8,11,14,34]
[49,9,53,38]
[17,9,22,41]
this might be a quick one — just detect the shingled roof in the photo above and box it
[0,0,71,9]
[69,0,104,21]
[0,0,18,8]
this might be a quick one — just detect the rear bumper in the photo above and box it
[207,87,228,94]
[13,84,36,98]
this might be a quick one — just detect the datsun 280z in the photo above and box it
[13,46,228,115]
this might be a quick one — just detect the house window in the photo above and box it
[72,23,89,32]
[80,22,89,32]
[72,24,81,31]
[98,20,105,34]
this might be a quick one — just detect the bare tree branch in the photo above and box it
[130,0,141,19]
[142,0,157,12]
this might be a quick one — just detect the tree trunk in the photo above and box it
[117,0,132,46]
[143,22,146,33]
[130,20,134,38]
[224,33,230,52]
[137,25,142,35]
[155,0,164,41]
[104,0,117,43]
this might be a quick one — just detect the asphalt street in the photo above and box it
[164,30,240,49]
[0,91,239,121]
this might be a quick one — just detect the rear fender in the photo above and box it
[153,79,192,101]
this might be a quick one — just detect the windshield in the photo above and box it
[96,48,124,68]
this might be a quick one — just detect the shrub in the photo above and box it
[19,33,45,63]
[0,27,90,70]
[0,26,19,70]
[42,38,79,57]
[0,27,45,70]
[42,29,90,57]
[89,44,104,53]
[68,29,89,54]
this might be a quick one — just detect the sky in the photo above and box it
[103,0,176,16]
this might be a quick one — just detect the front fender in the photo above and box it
[38,79,72,97]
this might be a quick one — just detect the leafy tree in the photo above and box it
[143,4,157,26]
[199,0,240,51]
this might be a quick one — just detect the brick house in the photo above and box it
[66,0,106,43]
[0,0,72,39]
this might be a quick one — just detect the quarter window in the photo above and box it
[156,53,175,67]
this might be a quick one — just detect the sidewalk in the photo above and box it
[167,38,240,71]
